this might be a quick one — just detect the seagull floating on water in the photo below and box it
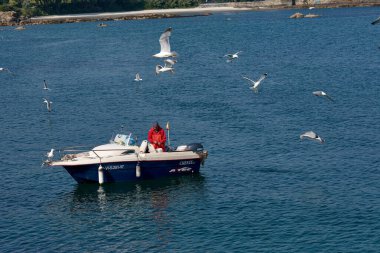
[156,59,176,75]
[312,90,334,101]
[153,27,177,58]
[134,73,142,81]
[371,17,380,25]
[224,51,242,62]
[300,131,324,143]
[43,98,53,112]
[43,80,51,90]
[242,73,268,93]
[15,26,26,31]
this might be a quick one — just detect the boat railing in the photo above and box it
[57,145,138,161]
[56,145,94,160]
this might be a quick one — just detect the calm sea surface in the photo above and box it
[1,6,380,252]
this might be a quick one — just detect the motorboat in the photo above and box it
[45,133,208,184]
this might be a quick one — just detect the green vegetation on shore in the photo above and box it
[0,0,202,17]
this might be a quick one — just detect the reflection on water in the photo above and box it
[70,175,205,203]
[151,188,171,249]
[66,175,206,216]
[96,186,107,212]
[45,175,206,250]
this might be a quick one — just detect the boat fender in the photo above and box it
[139,140,148,153]
[136,163,141,178]
[98,164,105,185]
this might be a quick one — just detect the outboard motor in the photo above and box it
[184,143,203,152]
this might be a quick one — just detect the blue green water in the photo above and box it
[1,7,380,252]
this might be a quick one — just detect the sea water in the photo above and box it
[0,7,380,252]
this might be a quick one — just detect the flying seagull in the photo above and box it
[312,90,334,101]
[43,98,53,112]
[46,149,54,160]
[300,131,324,144]
[371,17,380,25]
[242,73,268,93]
[153,27,177,58]
[164,58,177,66]
[42,148,55,166]
[43,80,51,90]
[224,51,242,63]
[134,73,142,82]
[0,67,12,73]
[156,59,176,75]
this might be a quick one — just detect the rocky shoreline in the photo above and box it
[1,7,250,26]
[29,13,199,26]
[1,2,379,27]
[0,11,207,27]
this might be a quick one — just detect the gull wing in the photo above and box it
[325,94,334,102]
[256,73,267,83]
[43,98,52,104]
[313,91,334,101]
[242,76,255,84]
[371,16,380,25]
[156,65,163,74]
[164,59,176,67]
[43,80,50,90]
[300,131,317,139]
[159,27,172,54]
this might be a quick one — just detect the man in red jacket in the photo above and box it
[148,122,167,151]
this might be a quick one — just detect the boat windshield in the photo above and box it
[112,133,136,146]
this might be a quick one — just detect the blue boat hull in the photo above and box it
[64,159,202,183]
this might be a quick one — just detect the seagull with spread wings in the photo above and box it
[300,131,324,143]
[224,51,242,62]
[134,73,142,82]
[43,98,53,112]
[153,27,177,58]
[242,73,268,93]
[312,90,334,102]
[156,59,176,75]
[46,149,54,160]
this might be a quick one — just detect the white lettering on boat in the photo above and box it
[179,160,195,166]
[104,165,125,170]
[169,167,193,173]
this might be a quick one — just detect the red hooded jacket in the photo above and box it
[148,127,166,150]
